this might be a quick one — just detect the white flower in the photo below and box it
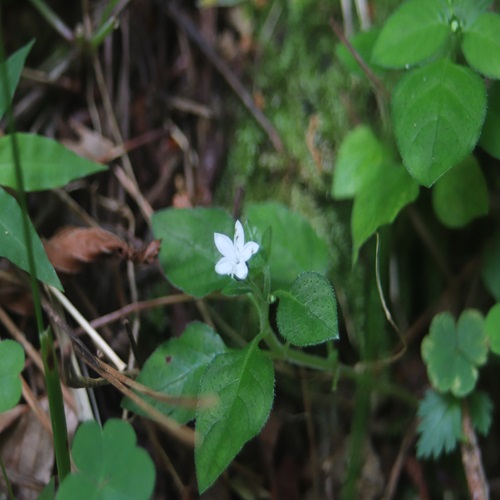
[214,220,259,280]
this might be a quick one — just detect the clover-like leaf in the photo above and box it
[195,342,274,493]
[152,207,234,297]
[462,13,500,79]
[276,272,338,346]
[421,310,487,397]
[122,322,227,424]
[57,419,155,500]
[0,134,107,191]
[0,186,62,289]
[485,303,500,356]
[0,339,24,413]
[392,59,486,187]
[371,0,449,68]
[431,156,488,228]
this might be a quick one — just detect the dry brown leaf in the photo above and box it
[132,239,162,265]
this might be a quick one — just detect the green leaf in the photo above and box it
[245,202,330,290]
[276,272,338,346]
[485,303,500,355]
[371,0,450,68]
[0,40,35,121]
[468,391,492,436]
[122,322,227,424]
[0,187,62,289]
[421,310,488,397]
[479,81,500,159]
[195,342,274,493]
[0,339,24,413]
[351,163,418,262]
[0,133,107,191]
[38,477,55,500]
[331,125,389,200]
[392,59,486,186]
[57,419,155,500]
[416,389,462,459]
[152,207,234,297]
[481,233,500,301]
[462,13,500,79]
[431,155,488,228]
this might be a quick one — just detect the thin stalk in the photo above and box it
[0,19,71,481]
[28,0,74,42]
[0,454,15,500]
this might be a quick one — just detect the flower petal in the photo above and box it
[214,233,236,259]
[241,242,259,262]
[234,261,249,280]
[233,220,245,251]
[215,257,235,276]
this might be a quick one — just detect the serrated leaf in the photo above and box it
[195,342,274,493]
[392,59,486,186]
[351,163,418,262]
[0,339,24,413]
[331,125,389,200]
[432,155,488,228]
[462,13,500,79]
[57,419,155,500]
[421,310,487,397]
[152,207,234,297]
[481,233,500,301]
[468,391,492,436]
[0,187,62,289]
[0,40,35,121]
[245,202,329,290]
[122,322,227,424]
[0,134,107,191]
[276,272,338,346]
[485,303,500,355]
[479,81,500,159]
[371,0,449,68]
[416,389,462,459]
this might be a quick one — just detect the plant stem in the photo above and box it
[28,0,74,42]
[0,454,15,500]
[0,23,71,481]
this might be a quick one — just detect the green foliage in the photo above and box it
[152,207,234,297]
[431,156,488,228]
[276,272,338,346]
[481,233,500,301]
[0,187,62,289]
[195,341,274,493]
[245,202,330,289]
[122,322,227,424]
[0,133,107,191]
[421,310,488,397]
[485,304,500,355]
[417,389,492,459]
[371,0,449,68]
[0,339,24,413]
[0,40,34,120]
[479,81,500,159]
[392,59,486,187]
[57,419,155,500]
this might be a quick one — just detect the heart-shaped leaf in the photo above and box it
[421,310,487,397]
[0,40,35,121]
[0,187,62,289]
[152,207,234,297]
[392,59,486,186]
[122,322,227,424]
[276,272,338,346]
[462,12,500,79]
[0,134,107,191]
[432,155,488,228]
[0,339,24,413]
[195,342,274,493]
[57,419,155,500]
[372,0,449,68]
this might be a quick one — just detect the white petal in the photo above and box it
[214,233,236,258]
[233,220,245,251]
[215,257,236,276]
[241,242,259,262]
[234,261,249,280]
